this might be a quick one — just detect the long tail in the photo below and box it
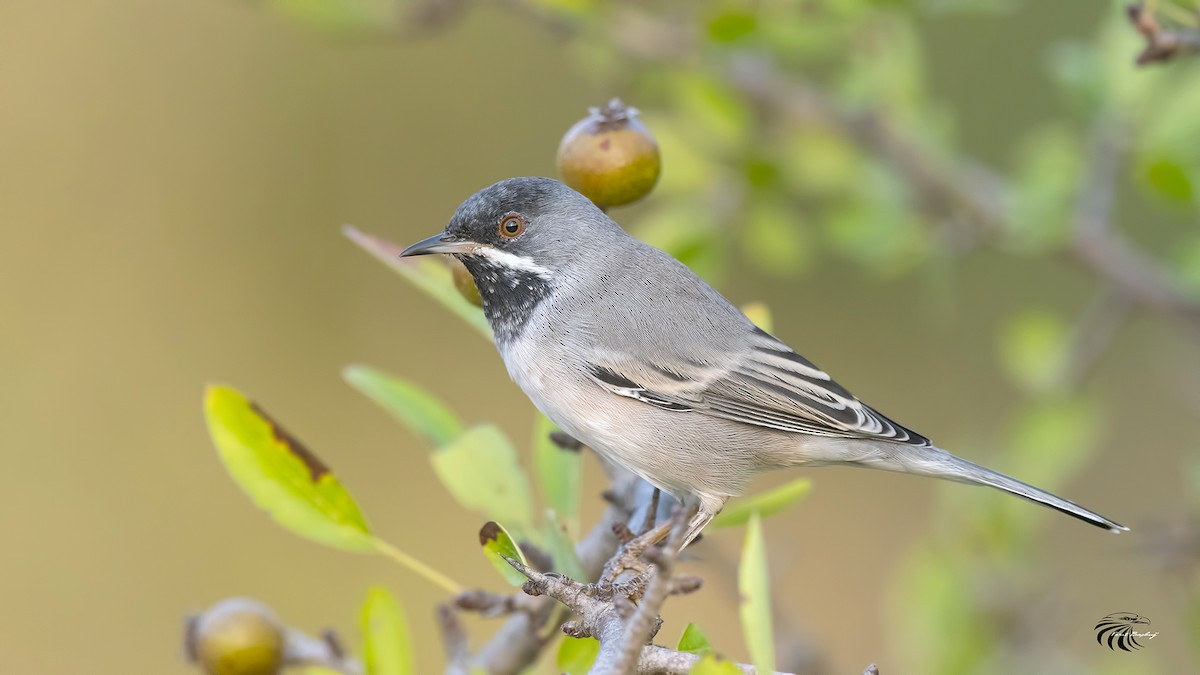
[869,444,1128,533]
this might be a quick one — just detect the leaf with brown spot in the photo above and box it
[479,521,529,587]
[205,385,374,553]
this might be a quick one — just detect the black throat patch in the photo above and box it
[456,254,554,344]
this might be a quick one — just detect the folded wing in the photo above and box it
[588,327,930,447]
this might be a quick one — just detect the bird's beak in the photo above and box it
[399,233,476,257]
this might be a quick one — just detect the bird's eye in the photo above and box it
[498,213,526,239]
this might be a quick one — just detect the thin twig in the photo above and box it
[1128,2,1200,65]
[453,589,540,618]
[1062,290,1132,388]
[437,605,471,675]
[283,627,363,675]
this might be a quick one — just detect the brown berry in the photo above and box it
[447,257,482,307]
[187,598,285,675]
[556,99,661,209]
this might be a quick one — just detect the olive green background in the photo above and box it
[0,1,1194,673]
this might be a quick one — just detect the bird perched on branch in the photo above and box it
[401,177,1126,545]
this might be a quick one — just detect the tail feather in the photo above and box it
[874,444,1128,533]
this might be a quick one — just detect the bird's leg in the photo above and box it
[597,519,672,589]
[595,501,708,600]
[637,488,662,535]
[610,503,705,599]
[682,508,715,549]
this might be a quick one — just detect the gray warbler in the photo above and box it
[401,177,1127,544]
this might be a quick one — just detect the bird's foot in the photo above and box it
[580,568,654,603]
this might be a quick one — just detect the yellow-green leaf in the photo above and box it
[204,385,374,552]
[711,479,811,529]
[677,622,713,655]
[533,415,581,535]
[542,513,587,581]
[739,514,775,675]
[557,635,600,674]
[431,425,535,534]
[479,521,530,587]
[689,654,742,674]
[740,302,773,334]
[268,0,397,35]
[343,226,493,340]
[998,310,1069,394]
[741,199,810,278]
[360,587,414,675]
[343,365,463,448]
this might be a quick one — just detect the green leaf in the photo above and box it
[740,199,810,278]
[740,302,773,334]
[638,115,718,195]
[739,514,775,675]
[706,9,757,43]
[676,623,713,655]
[824,164,926,275]
[1005,399,1099,488]
[711,479,811,529]
[533,415,581,535]
[542,514,587,581]
[556,636,601,674]
[997,310,1068,394]
[889,545,988,672]
[671,74,750,151]
[781,125,862,198]
[1007,125,1081,252]
[430,425,535,534]
[268,0,397,34]
[204,385,374,552]
[360,587,414,675]
[479,521,530,587]
[343,226,493,340]
[688,654,743,674]
[342,365,464,448]
[633,201,726,285]
[1141,156,1195,204]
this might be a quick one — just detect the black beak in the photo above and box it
[399,233,477,257]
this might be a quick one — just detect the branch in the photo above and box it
[725,55,1200,340]
[467,464,658,674]
[599,506,692,673]
[1128,2,1200,66]
[503,553,795,675]
[283,628,362,675]
[437,605,471,675]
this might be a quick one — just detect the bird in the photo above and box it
[400,176,1127,545]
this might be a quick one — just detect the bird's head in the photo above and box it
[400,177,621,339]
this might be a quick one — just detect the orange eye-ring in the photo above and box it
[499,213,526,238]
